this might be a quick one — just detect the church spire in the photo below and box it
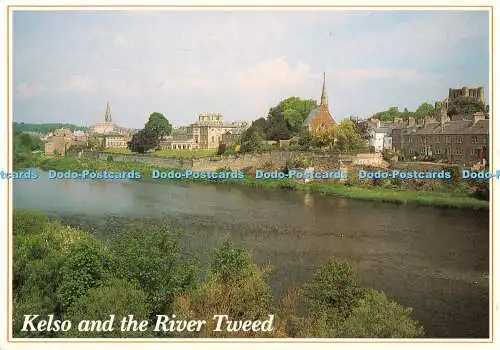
[104,102,112,122]
[320,72,328,106]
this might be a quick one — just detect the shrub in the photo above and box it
[111,224,199,315]
[62,278,152,338]
[334,289,424,338]
[173,240,274,337]
[302,258,364,328]
[56,242,113,309]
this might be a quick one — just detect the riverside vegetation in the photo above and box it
[14,210,424,338]
[23,153,489,210]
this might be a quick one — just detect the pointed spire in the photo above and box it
[320,72,328,106]
[104,102,112,122]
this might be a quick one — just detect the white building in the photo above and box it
[369,127,391,152]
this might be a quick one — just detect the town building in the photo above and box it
[89,102,130,149]
[394,112,489,165]
[161,114,248,150]
[368,121,394,153]
[303,72,336,134]
[91,102,118,134]
[221,128,246,146]
[44,135,70,155]
[100,134,129,149]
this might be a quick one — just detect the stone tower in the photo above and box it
[320,72,328,106]
[104,102,112,123]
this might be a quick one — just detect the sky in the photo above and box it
[12,9,490,129]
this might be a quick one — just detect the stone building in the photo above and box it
[44,136,69,155]
[221,128,245,146]
[391,112,489,165]
[303,72,336,134]
[100,134,129,149]
[185,114,247,149]
[91,102,117,134]
[89,102,131,149]
[448,86,485,103]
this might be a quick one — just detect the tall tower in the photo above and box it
[104,102,112,122]
[320,72,328,106]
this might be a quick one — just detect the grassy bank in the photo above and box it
[29,155,489,210]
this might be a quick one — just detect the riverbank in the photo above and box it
[27,155,489,210]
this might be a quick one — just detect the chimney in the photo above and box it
[377,119,381,128]
[408,117,415,127]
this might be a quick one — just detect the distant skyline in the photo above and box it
[12,9,490,129]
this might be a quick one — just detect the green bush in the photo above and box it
[56,242,113,309]
[111,224,199,315]
[334,289,424,338]
[302,258,364,327]
[62,278,152,338]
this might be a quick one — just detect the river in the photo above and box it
[13,171,489,338]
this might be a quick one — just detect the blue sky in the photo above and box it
[12,9,490,129]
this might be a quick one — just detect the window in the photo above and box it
[472,136,478,144]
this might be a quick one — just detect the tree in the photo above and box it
[56,242,114,309]
[447,96,486,117]
[373,106,401,122]
[353,119,370,140]
[128,129,158,153]
[144,112,172,140]
[173,240,274,337]
[414,102,435,120]
[253,97,317,140]
[239,126,263,153]
[336,119,367,153]
[334,289,424,338]
[302,258,364,327]
[312,120,366,153]
[266,113,292,141]
[62,278,152,338]
[111,224,199,316]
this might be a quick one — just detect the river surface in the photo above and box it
[13,171,490,338]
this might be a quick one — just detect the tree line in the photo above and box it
[372,96,488,123]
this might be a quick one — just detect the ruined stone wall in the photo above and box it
[82,151,385,172]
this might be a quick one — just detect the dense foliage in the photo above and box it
[372,103,436,123]
[128,112,172,153]
[252,97,317,141]
[14,211,425,338]
[13,132,43,169]
[372,97,488,123]
[13,122,88,134]
[447,96,488,118]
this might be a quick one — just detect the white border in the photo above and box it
[1,1,498,349]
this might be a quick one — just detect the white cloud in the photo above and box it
[61,73,97,92]
[332,67,431,83]
[235,57,311,92]
[16,82,45,98]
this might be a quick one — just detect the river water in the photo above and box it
[13,172,489,338]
